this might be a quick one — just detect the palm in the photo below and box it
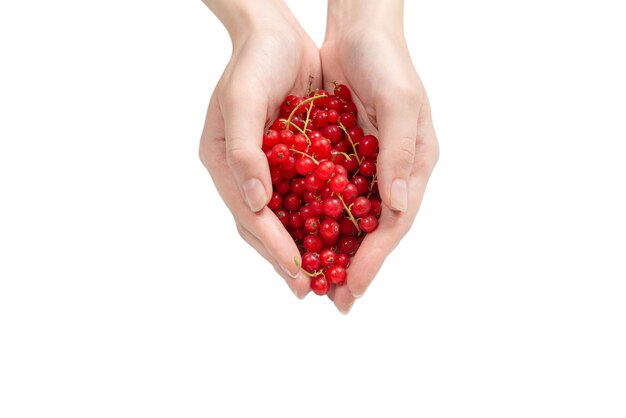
[320,31,438,311]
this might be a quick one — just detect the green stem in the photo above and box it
[281,119,307,137]
[294,257,324,278]
[290,148,319,165]
[286,95,327,125]
[337,121,363,164]
[337,194,362,235]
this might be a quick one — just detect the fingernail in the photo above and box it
[242,178,267,212]
[352,293,363,300]
[281,265,299,279]
[390,178,408,212]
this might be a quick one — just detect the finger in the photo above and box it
[376,90,420,212]
[347,172,429,299]
[240,206,310,280]
[202,131,309,285]
[220,84,272,213]
[237,224,310,300]
[331,284,356,315]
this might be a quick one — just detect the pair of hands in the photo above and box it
[199,1,438,313]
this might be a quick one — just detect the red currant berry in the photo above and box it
[295,156,316,175]
[339,217,359,236]
[319,219,340,241]
[329,174,349,193]
[287,212,303,229]
[359,158,377,177]
[304,173,325,191]
[339,112,356,128]
[283,193,301,212]
[338,236,360,256]
[316,160,335,181]
[322,125,342,143]
[335,253,350,268]
[347,126,364,143]
[359,215,378,233]
[263,130,279,149]
[310,275,330,296]
[352,196,371,217]
[267,192,282,211]
[301,252,321,273]
[323,197,343,219]
[358,135,379,157]
[311,138,332,158]
[275,209,288,226]
[303,234,323,253]
[341,183,358,204]
[304,217,320,233]
[370,199,382,217]
[271,143,290,164]
[327,109,339,124]
[327,97,343,111]
[320,249,337,267]
[334,84,352,101]
[327,265,347,285]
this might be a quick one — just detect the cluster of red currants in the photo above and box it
[263,84,380,296]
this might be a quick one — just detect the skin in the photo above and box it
[200,0,439,313]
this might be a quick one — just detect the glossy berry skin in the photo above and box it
[301,252,321,274]
[310,275,330,296]
[338,236,360,256]
[329,175,349,193]
[358,135,379,157]
[319,219,340,241]
[303,234,323,253]
[320,249,336,267]
[316,160,335,180]
[304,217,319,233]
[263,84,383,297]
[359,158,377,177]
[323,197,343,219]
[268,192,283,211]
[335,253,350,268]
[271,143,290,165]
[359,215,378,233]
[327,265,347,285]
[322,125,342,143]
[339,112,356,128]
[263,130,279,148]
[334,84,352,100]
[351,196,371,217]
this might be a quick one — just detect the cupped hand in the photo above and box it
[199,24,322,299]
[321,29,439,311]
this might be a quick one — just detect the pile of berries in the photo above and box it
[263,83,381,296]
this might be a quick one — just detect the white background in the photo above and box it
[1,0,625,417]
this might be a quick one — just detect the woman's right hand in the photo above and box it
[199,0,322,299]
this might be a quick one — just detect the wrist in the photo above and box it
[204,0,299,44]
[325,0,405,42]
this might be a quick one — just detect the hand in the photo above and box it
[199,1,322,299]
[321,1,439,312]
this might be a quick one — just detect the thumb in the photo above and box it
[221,93,272,213]
[375,97,419,212]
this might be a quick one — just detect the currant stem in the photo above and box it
[290,148,319,165]
[294,257,324,278]
[286,95,327,125]
[332,150,354,161]
[337,121,363,164]
[281,119,308,137]
[367,174,377,199]
[337,194,363,235]
[302,101,315,145]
